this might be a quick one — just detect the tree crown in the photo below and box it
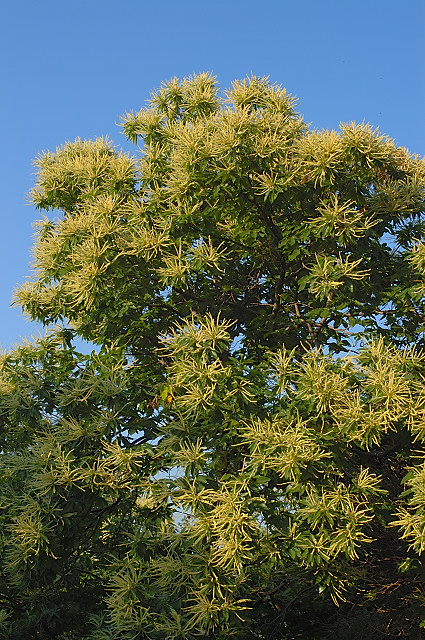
[1,74,425,639]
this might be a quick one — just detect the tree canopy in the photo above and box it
[1,73,425,639]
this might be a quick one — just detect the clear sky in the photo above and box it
[1,0,424,349]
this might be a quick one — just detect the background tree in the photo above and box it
[1,74,425,639]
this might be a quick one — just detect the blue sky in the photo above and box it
[1,0,424,349]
